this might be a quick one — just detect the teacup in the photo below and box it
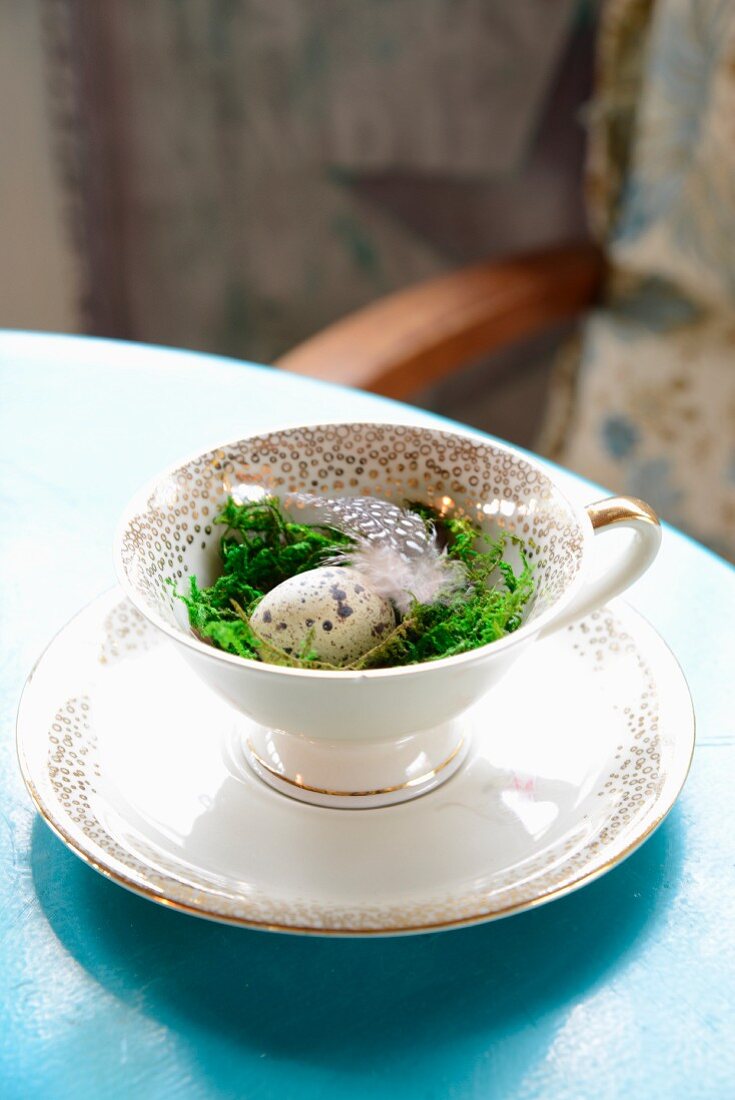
[115,422,661,809]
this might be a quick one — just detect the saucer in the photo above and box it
[17,589,694,936]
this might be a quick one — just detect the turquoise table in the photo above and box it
[1,333,733,1099]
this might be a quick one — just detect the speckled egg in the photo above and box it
[249,566,395,666]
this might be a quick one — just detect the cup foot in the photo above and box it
[243,720,470,809]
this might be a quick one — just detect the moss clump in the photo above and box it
[177,496,351,660]
[361,508,534,667]
[177,496,534,669]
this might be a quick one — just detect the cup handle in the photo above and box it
[539,496,662,638]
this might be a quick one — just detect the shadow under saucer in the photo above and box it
[31,808,684,1092]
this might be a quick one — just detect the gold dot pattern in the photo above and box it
[119,424,585,653]
[99,601,163,666]
[36,601,672,933]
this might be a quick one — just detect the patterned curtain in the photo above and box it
[541,0,735,558]
[40,0,583,363]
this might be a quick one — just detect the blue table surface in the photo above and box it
[0,332,733,1099]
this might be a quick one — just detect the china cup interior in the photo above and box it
[116,422,586,672]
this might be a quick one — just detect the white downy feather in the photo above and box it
[330,537,467,616]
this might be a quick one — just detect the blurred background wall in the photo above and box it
[0,1,81,332]
[5,1,735,558]
[1,0,595,443]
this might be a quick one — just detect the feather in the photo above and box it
[288,494,432,556]
[290,493,467,613]
[329,537,467,616]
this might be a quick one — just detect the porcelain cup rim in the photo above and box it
[113,419,594,679]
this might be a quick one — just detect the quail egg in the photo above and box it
[249,566,395,665]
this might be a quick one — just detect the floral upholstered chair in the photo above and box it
[281,0,735,560]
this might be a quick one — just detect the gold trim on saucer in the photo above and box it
[244,737,465,798]
[19,765,692,937]
[15,588,696,938]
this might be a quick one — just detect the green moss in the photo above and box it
[176,496,351,662]
[352,506,534,669]
[177,496,534,669]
